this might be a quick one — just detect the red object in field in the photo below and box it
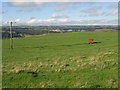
[88,39,94,44]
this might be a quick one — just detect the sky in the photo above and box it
[1,1,118,25]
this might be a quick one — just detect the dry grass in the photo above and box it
[3,51,117,75]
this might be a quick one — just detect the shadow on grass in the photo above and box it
[3,46,46,49]
[60,42,101,47]
[3,42,101,49]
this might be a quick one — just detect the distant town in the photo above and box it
[1,25,118,39]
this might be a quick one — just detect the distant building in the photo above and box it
[81,30,86,32]
[50,29,61,32]
[67,30,73,32]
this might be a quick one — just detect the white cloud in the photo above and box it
[27,19,37,24]
[8,2,33,7]
[16,8,41,12]
[106,10,118,16]
[80,6,107,17]
[0,10,4,14]
[108,3,118,8]
[89,12,106,16]
[81,6,102,13]
[15,19,20,22]
[55,6,66,11]
[51,14,68,18]
[8,2,44,7]
[6,0,120,2]
[111,10,118,15]
[2,18,117,25]
[58,19,69,22]
[26,18,70,25]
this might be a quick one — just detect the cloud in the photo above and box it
[55,2,70,12]
[108,3,118,8]
[0,10,5,14]
[2,18,117,26]
[7,0,119,2]
[80,6,109,17]
[106,10,118,16]
[16,8,41,12]
[111,10,118,15]
[81,6,102,13]
[8,2,34,7]
[79,15,88,17]
[8,2,44,7]
[30,17,36,19]
[55,2,79,12]
[51,14,68,18]
[89,12,106,16]
[26,18,70,25]
[55,6,66,11]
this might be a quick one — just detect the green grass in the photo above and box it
[2,31,118,88]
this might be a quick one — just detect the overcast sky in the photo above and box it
[1,1,118,25]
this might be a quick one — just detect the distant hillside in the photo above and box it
[95,29,118,32]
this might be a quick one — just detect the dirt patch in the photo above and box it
[26,34,48,38]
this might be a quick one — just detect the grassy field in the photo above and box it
[2,31,118,88]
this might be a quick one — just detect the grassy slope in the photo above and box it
[2,31,118,88]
